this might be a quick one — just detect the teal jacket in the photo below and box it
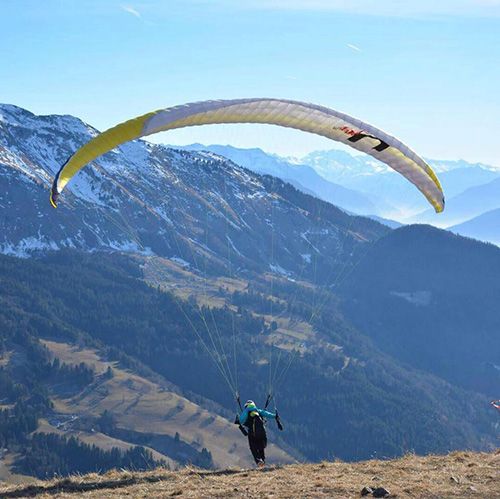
[239,406,276,426]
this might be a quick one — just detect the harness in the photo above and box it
[247,411,266,440]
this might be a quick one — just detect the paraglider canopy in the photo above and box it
[50,98,445,212]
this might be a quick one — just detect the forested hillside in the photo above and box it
[0,251,497,480]
[340,225,500,396]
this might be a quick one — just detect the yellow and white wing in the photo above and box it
[51,98,444,212]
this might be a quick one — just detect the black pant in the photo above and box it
[248,435,267,464]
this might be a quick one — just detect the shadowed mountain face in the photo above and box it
[340,224,500,396]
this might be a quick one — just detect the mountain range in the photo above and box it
[171,143,500,245]
[0,103,498,481]
[450,208,500,246]
[176,143,381,216]
[411,176,500,228]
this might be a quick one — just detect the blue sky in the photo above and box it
[1,0,499,165]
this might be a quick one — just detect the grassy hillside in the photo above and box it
[1,450,498,498]
[40,340,291,469]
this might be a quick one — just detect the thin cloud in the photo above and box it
[121,5,141,18]
[204,0,500,18]
[347,43,361,52]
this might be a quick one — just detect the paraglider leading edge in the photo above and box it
[50,98,445,213]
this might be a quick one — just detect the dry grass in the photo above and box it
[0,453,33,486]
[0,450,498,498]
[142,257,321,359]
[141,256,247,309]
